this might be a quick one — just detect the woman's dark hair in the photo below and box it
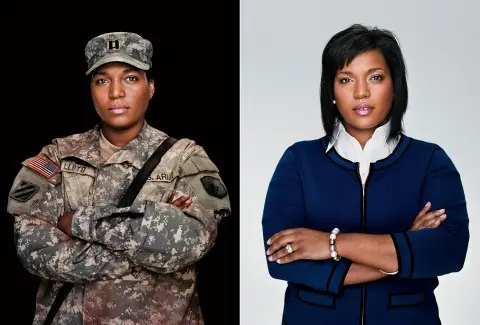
[320,24,408,142]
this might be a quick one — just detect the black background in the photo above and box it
[1,3,239,325]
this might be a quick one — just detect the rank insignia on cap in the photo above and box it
[108,40,120,50]
[9,180,39,202]
[27,155,61,179]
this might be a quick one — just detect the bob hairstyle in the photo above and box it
[320,24,408,143]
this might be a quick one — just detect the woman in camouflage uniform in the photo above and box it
[7,31,231,325]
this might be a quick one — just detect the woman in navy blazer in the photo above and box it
[262,24,469,325]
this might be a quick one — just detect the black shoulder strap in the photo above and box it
[117,136,177,207]
[43,283,74,325]
[43,136,177,325]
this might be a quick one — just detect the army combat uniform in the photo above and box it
[7,122,231,325]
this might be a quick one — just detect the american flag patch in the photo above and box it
[27,155,60,179]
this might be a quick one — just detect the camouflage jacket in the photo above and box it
[7,122,231,325]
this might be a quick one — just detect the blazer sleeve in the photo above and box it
[262,146,352,295]
[390,146,469,278]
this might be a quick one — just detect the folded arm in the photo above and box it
[7,163,133,283]
[337,147,468,278]
[262,147,352,295]
[389,147,469,278]
[267,146,469,283]
[70,145,231,274]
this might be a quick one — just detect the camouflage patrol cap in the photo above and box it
[84,32,153,75]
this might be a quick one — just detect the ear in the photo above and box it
[148,79,155,99]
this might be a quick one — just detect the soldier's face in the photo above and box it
[90,62,154,131]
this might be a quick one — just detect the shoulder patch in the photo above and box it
[9,180,39,202]
[200,176,227,198]
[26,155,61,179]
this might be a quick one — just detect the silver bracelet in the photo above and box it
[329,228,341,261]
[379,269,399,275]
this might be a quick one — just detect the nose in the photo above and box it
[109,79,126,99]
[353,79,370,99]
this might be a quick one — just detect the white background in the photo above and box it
[240,1,480,324]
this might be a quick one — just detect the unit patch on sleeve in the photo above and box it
[27,155,61,179]
[200,176,228,199]
[9,180,39,202]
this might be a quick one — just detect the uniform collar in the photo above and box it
[57,121,168,169]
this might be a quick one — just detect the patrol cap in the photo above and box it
[84,32,153,75]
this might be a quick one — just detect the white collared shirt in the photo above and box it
[326,120,401,184]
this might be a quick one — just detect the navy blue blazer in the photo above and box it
[262,135,469,325]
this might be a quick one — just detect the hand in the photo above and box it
[57,210,75,236]
[409,202,447,231]
[266,228,331,264]
[169,191,192,210]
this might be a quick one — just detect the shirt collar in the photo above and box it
[326,120,393,153]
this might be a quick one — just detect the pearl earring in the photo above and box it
[333,100,336,104]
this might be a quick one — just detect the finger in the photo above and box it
[411,210,445,231]
[411,202,433,230]
[266,235,297,256]
[416,201,432,217]
[413,202,432,225]
[427,217,442,229]
[172,200,188,209]
[436,214,447,226]
[417,209,445,227]
[171,194,190,207]
[421,214,447,230]
[424,214,447,229]
[169,191,181,202]
[170,190,188,202]
[410,218,422,230]
[268,243,297,262]
[267,228,302,245]
[171,194,189,205]
[277,250,303,264]
[416,209,445,227]
[177,199,193,210]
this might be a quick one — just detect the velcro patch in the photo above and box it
[191,156,219,173]
[61,161,95,177]
[147,173,174,182]
[9,180,39,202]
[180,156,219,177]
[27,155,61,179]
[200,176,227,198]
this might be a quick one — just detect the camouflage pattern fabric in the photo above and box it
[7,121,231,325]
[84,32,153,75]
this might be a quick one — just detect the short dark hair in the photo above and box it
[320,24,408,142]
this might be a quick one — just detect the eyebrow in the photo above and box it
[93,68,141,77]
[337,67,385,75]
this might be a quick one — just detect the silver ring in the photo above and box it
[285,244,293,254]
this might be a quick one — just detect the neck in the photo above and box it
[101,121,144,147]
